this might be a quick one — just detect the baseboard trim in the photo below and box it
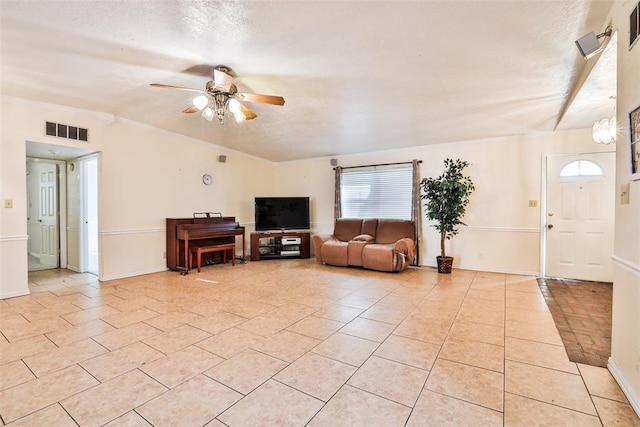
[0,289,30,300]
[608,357,640,418]
[100,267,168,282]
[66,265,81,273]
[418,263,539,277]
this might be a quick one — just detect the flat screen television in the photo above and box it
[255,197,310,231]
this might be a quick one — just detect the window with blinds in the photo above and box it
[340,164,413,219]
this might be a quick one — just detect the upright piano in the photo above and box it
[166,215,245,273]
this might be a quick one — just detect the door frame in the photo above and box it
[540,150,616,278]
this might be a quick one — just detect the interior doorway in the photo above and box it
[25,141,97,275]
[79,155,99,275]
[544,152,615,282]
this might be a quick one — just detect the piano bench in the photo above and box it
[189,243,236,272]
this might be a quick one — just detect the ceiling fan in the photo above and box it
[150,66,285,124]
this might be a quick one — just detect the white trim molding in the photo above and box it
[612,254,640,275]
[100,267,168,282]
[608,358,640,417]
[100,228,165,236]
[0,235,29,242]
[463,226,540,233]
[0,289,31,300]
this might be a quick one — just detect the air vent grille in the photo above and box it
[45,121,89,142]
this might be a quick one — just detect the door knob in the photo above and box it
[547,224,554,229]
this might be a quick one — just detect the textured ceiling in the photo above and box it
[1,1,615,162]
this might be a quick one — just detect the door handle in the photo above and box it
[547,224,554,229]
[37,219,42,222]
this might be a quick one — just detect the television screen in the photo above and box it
[255,197,310,231]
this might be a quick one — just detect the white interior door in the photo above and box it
[80,155,99,275]
[38,163,59,267]
[545,152,615,282]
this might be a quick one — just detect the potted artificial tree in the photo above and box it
[420,158,475,273]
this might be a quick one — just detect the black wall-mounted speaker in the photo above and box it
[575,32,602,59]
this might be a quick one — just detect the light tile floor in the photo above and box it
[1,260,638,426]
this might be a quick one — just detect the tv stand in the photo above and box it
[250,231,311,261]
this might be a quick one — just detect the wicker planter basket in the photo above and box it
[436,256,454,274]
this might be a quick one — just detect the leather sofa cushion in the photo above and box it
[361,219,378,237]
[333,218,363,242]
[347,240,369,266]
[320,239,349,266]
[375,219,415,244]
[352,234,375,243]
[362,243,396,272]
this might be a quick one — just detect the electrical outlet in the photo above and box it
[528,200,538,208]
[478,252,484,260]
[4,199,13,208]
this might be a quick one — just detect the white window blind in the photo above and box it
[340,164,413,219]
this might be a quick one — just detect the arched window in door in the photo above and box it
[559,160,604,177]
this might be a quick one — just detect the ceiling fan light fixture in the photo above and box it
[192,95,208,110]
[228,99,246,122]
[150,66,284,125]
[228,99,241,114]
[213,93,230,124]
[202,107,215,121]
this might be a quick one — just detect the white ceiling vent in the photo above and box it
[45,121,89,142]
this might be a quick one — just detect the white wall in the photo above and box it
[608,0,640,415]
[0,104,30,299]
[273,129,610,274]
[0,98,275,296]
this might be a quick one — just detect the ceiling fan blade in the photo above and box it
[213,68,234,90]
[150,83,204,93]
[236,92,285,106]
[240,103,257,120]
[183,106,199,113]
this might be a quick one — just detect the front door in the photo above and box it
[545,152,615,282]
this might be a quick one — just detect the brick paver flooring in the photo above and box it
[537,277,612,367]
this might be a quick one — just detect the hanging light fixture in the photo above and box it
[228,99,245,123]
[151,65,285,125]
[192,95,208,110]
[201,107,215,122]
[593,103,617,145]
[191,86,236,125]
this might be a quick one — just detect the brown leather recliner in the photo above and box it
[312,218,416,272]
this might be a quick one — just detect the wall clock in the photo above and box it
[202,174,213,185]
